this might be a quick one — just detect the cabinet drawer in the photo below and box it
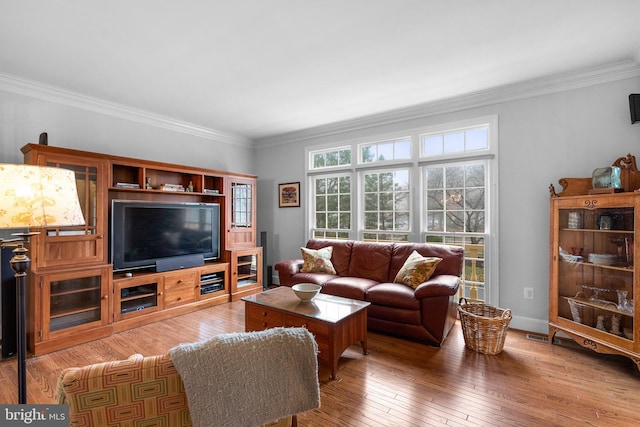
[284,314,329,348]
[163,273,196,308]
[245,305,284,331]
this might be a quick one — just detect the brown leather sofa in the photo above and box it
[275,239,464,346]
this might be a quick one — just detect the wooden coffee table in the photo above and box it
[242,286,370,379]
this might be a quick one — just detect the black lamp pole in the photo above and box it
[8,232,38,405]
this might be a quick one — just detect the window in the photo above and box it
[424,161,488,301]
[305,116,497,303]
[310,146,352,170]
[311,174,351,240]
[362,168,411,242]
[360,137,411,164]
[422,126,488,157]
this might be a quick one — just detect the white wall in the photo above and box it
[1,70,639,336]
[256,76,640,334]
[0,90,255,173]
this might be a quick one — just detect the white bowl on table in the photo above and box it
[292,283,322,302]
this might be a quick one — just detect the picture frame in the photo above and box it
[278,182,300,208]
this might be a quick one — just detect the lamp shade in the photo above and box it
[0,164,85,229]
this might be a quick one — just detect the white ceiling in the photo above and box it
[2,1,640,141]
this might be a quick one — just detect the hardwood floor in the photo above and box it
[1,300,639,426]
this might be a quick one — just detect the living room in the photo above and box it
[1,1,640,426]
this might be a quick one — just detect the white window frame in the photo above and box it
[304,114,499,305]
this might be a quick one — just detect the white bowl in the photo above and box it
[292,283,322,302]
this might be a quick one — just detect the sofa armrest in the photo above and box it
[274,259,304,286]
[414,274,460,299]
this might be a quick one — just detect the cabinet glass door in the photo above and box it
[231,181,253,229]
[556,205,634,342]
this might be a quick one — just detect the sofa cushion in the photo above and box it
[322,276,379,300]
[347,241,393,282]
[393,251,442,289]
[306,239,353,276]
[389,242,463,280]
[365,282,421,310]
[300,246,336,274]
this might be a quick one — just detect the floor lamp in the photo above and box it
[0,164,85,404]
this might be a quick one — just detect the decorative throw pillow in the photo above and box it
[394,250,442,289]
[300,246,337,274]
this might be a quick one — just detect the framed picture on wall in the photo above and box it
[278,182,300,208]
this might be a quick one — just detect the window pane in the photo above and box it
[426,168,443,189]
[316,213,326,228]
[379,173,393,191]
[426,212,444,231]
[365,193,378,210]
[427,190,444,210]
[339,213,350,229]
[423,135,442,156]
[395,139,411,159]
[365,212,378,229]
[313,153,325,168]
[446,166,464,187]
[466,164,485,187]
[444,132,464,153]
[395,212,410,230]
[326,151,338,166]
[466,128,488,151]
[316,178,326,194]
[327,195,338,211]
[364,174,378,192]
[362,145,376,163]
[339,176,350,192]
[465,188,484,210]
[327,212,338,228]
[339,194,350,210]
[339,149,351,165]
[447,211,464,232]
[378,142,393,161]
[315,195,326,211]
[379,192,393,210]
[327,177,338,193]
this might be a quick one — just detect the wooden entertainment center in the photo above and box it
[21,143,262,355]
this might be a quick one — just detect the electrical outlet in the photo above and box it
[524,287,534,300]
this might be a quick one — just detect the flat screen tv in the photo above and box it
[111,200,220,272]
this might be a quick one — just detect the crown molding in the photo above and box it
[256,59,640,148]
[0,72,252,148]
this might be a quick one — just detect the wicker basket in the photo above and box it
[458,297,512,355]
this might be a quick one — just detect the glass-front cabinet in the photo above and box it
[226,176,256,249]
[32,266,111,355]
[21,145,108,268]
[549,191,639,368]
[229,247,263,301]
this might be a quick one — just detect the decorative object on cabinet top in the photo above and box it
[549,153,640,197]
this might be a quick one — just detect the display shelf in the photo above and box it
[550,187,639,369]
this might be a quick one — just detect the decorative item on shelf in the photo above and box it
[0,164,85,404]
[589,166,622,194]
[203,188,219,194]
[567,211,583,229]
[568,299,583,323]
[625,237,634,266]
[159,183,185,192]
[145,177,152,189]
[587,253,618,266]
[187,181,194,192]
[596,315,606,331]
[598,213,622,230]
[611,315,622,335]
[559,246,582,263]
[115,182,141,189]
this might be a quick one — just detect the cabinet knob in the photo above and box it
[262,311,267,317]
[262,322,267,327]
[102,295,108,300]
[158,292,163,296]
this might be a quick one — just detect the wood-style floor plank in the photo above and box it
[1,299,639,426]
